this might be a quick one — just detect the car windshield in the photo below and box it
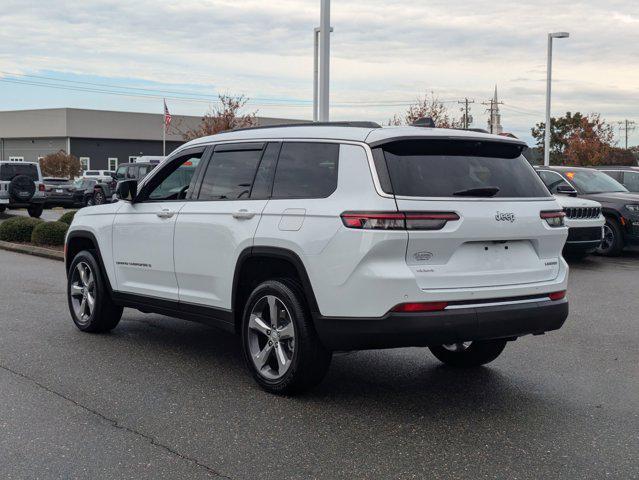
[115,166,128,180]
[0,163,39,181]
[564,170,628,194]
[379,139,550,198]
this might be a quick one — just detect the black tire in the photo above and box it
[27,204,44,218]
[93,189,105,205]
[0,206,5,213]
[67,250,123,333]
[597,217,624,257]
[429,339,507,368]
[241,279,332,395]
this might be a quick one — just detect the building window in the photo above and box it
[8,156,24,162]
[79,157,90,171]
[108,157,118,171]
[129,156,139,162]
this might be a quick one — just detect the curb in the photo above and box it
[0,240,64,262]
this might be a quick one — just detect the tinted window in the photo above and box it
[147,153,202,201]
[127,166,136,178]
[380,140,549,198]
[623,171,639,192]
[198,148,263,200]
[538,170,572,194]
[564,169,628,194]
[272,142,339,199]
[0,163,39,181]
[601,170,622,181]
[250,143,280,199]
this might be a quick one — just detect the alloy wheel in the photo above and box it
[70,261,96,324]
[247,295,296,380]
[442,342,472,352]
[599,224,614,253]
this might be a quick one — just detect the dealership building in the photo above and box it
[0,108,300,171]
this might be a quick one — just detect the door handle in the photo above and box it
[156,209,175,219]
[232,209,255,220]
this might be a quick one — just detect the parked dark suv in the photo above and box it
[112,162,157,201]
[596,166,639,193]
[536,166,639,255]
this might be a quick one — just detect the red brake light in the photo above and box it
[392,302,448,313]
[540,210,565,227]
[548,291,566,301]
[341,212,459,230]
[39,183,46,192]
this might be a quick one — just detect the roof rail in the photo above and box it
[230,121,382,133]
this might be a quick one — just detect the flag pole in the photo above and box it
[162,98,166,156]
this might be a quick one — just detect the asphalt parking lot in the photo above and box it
[3,208,67,222]
[0,249,638,479]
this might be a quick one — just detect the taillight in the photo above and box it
[392,301,448,312]
[548,290,566,301]
[341,212,459,231]
[540,210,565,227]
[39,184,46,192]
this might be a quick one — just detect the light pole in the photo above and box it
[544,31,569,166]
[318,0,331,122]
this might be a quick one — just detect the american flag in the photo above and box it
[163,99,172,131]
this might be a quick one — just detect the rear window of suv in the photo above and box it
[377,139,550,198]
[0,163,39,181]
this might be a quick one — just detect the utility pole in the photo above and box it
[318,0,331,122]
[482,96,503,134]
[617,119,636,150]
[457,98,475,129]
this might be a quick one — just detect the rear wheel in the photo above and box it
[67,250,122,333]
[241,279,332,395]
[0,206,5,213]
[27,204,43,218]
[597,218,624,256]
[93,189,106,205]
[429,339,507,367]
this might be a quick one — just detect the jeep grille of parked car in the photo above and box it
[563,207,601,219]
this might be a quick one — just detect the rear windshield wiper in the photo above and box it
[453,187,500,197]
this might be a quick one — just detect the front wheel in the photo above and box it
[241,279,332,395]
[597,218,624,256]
[429,339,507,367]
[67,250,123,333]
[93,189,105,205]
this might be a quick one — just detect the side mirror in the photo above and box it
[556,184,577,196]
[115,179,138,202]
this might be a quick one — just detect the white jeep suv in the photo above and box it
[65,123,569,394]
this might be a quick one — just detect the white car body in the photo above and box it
[66,124,569,353]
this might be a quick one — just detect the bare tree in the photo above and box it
[179,94,258,141]
[40,150,82,178]
[389,92,462,128]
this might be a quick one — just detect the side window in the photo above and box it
[623,172,639,191]
[250,143,280,199]
[272,142,339,199]
[138,166,149,178]
[602,170,622,181]
[127,166,136,179]
[145,152,203,201]
[538,170,571,193]
[198,146,264,200]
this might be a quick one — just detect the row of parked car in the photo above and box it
[0,161,157,217]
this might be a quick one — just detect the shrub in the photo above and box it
[31,221,69,246]
[0,216,44,242]
[59,210,78,225]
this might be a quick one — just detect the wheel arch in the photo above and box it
[232,246,320,334]
[65,230,114,293]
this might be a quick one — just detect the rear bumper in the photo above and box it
[314,298,568,351]
[1,197,45,208]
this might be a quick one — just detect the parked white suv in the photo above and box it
[65,123,569,394]
[0,161,46,217]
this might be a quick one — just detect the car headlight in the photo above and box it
[625,204,639,212]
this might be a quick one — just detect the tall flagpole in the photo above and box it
[162,98,166,157]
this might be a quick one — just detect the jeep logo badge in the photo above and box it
[413,251,433,261]
[495,212,515,223]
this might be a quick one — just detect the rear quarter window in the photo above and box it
[378,139,550,198]
[0,163,39,181]
[271,142,339,199]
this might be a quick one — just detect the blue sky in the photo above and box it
[1,0,638,146]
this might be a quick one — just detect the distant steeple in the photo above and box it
[486,85,504,135]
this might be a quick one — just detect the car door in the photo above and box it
[174,142,276,310]
[112,147,207,300]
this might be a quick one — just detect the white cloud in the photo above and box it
[0,0,638,143]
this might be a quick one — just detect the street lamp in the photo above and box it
[544,31,569,166]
